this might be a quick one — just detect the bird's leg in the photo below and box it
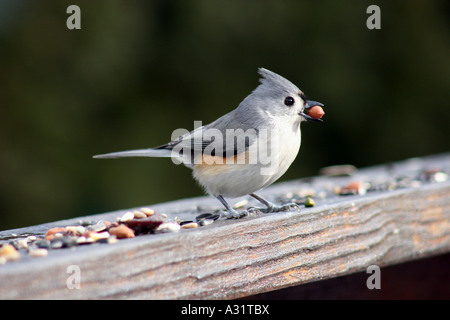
[250,193,300,213]
[217,195,248,219]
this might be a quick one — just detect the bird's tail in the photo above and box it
[93,148,173,159]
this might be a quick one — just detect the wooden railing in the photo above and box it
[0,153,449,299]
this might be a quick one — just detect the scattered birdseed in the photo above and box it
[50,237,77,249]
[133,210,147,219]
[87,231,110,242]
[209,214,220,221]
[233,199,248,209]
[109,225,135,239]
[155,221,181,233]
[29,248,48,258]
[17,239,28,250]
[33,239,51,249]
[195,213,214,221]
[76,236,94,245]
[181,222,198,229]
[199,219,214,227]
[65,226,86,236]
[195,213,220,221]
[140,207,155,216]
[125,215,166,234]
[87,220,108,232]
[421,168,448,183]
[118,211,135,223]
[0,244,20,262]
[339,181,367,196]
[304,197,315,207]
[45,228,66,240]
[107,236,119,244]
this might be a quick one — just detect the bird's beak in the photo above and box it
[299,100,324,122]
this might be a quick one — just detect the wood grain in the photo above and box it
[0,154,449,299]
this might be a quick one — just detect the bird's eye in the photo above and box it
[284,96,295,106]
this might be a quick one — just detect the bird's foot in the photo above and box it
[221,208,247,219]
[259,202,301,213]
[249,193,300,214]
[221,207,262,219]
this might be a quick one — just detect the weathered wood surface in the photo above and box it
[0,153,449,299]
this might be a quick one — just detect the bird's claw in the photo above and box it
[259,202,301,213]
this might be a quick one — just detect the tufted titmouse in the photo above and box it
[94,68,324,218]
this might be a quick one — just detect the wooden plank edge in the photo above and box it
[0,180,448,299]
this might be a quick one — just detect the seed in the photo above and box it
[17,239,28,250]
[107,236,118,244]
[339,181,367,195]
[33,239,51,249]
[87,231,110,242]
[76,236,94,245]
[87,220,108,232]
[155,221,181,233]
[140,207,155,216]
[181,222,198,229]
[125,215,166,234]
[306,106,325,119]
[109,225,135,239]
[196,213,214,221]
[118,211,135,222]
[421,169,448,183]
[50,237,77,249]
[233,199,248,209]
[133,210,147,219]
[199,219,214,226]
[29,248,48,257]
[195,213,220,221]
[209,214,220,221]
[65,226,86,236]
[45,227,66,239]
[77,220,97,227]
[433,172,448,182]
[304,197,315,207]
[0,244,20,261]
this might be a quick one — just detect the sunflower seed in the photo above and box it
[195,213,214,221]
[155,221,181,233]
[181,222,198,229]
[199,219,214,226]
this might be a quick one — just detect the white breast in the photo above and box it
[192,121,302,198]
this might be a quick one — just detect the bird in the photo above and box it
[94,68,324,218]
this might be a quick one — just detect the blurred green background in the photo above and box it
[1,0,449,230]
